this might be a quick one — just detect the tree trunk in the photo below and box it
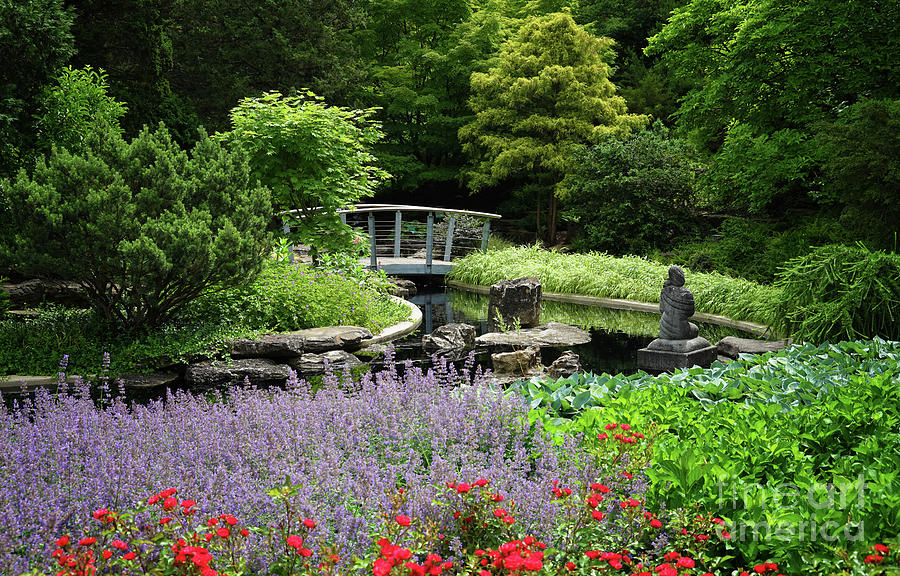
[548,192,557,244]
[535,188,541,242]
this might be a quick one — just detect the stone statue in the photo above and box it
[637,265,716,372]
[658,265,699,340]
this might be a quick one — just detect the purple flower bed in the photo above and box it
[0,355,606,574]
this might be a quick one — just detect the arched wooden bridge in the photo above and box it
[340,204,501,275]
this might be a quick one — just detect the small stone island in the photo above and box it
[637,265,718,372]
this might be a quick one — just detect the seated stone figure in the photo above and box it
[658,265,699,340]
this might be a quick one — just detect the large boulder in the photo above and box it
[288,351,362,377]
[230,334,306,359]
[487,277,542,332]
[287,326,373,352]
[491,345,541,375]
[185,359,293,388]
[422,323,476,353]
[716,336,791,359]
[476,322,591,349]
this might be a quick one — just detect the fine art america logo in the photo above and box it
[699,475,869,543]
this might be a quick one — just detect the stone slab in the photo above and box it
[645,336,712,353]
[185,359,293,388]
[715,336,791,359]
[287,326,373,352]
[637,344,718,372]
[476,322,591,348]
[288,351,362,377]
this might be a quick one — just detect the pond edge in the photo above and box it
[446,279,769,338]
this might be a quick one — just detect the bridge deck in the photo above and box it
[360,257,455,276]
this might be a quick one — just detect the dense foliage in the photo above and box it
[0,0,75,175]
[514,338,900,574]
[647,0,900,249]
[448,245,778,326]
[563,122,699,255]
[218,91,387,258]
[772,244,900,344]
[459,12,646,241]
[0,261,409,376]
[1,124,273,332]
[0,358,597,574]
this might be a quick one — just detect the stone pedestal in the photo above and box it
[487,277,542,332]
[637,336,717,372]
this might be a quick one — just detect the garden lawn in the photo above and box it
[448,245,779,327]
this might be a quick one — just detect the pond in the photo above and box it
[380,285,759,376]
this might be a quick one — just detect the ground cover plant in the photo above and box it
[0,261,408,376]
[1,353,742,576]
[448,245,779,327]
[509,339,900,574]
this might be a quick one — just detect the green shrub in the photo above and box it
[562,122,700,255]
[1,123,273,333]
[218,91,388,259]
[773,244,900,343]
[0,278,8,319]
[448,244,780,326]
[0,261,409,376]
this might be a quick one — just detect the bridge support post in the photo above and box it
[369,212,377,269]
[481,219,491,251]
[394,211,402,257]
[425,211,434,274]
[443,215,456,261]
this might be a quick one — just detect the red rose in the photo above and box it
[216,527,230,539]
[456,483,471,494]
[78,537,97,546]
[396,515,411,527]
[303,519,316,529]
[55,536,69,547]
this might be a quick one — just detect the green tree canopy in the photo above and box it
[647,0,900,220]
[0,0,75,174]
[218,91,388,258]
[563,122,699,255]
[2,125,273,332]
[459,11,646,240]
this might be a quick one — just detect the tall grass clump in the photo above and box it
[448,245,779,326]
[773,244,900,343]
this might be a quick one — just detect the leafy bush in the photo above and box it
[516,339,900,574]
[562,122,700,255]
[34,65,127,156]
[218,91,388,259]
[1,123,273,333]
[448,244,780,326]
[0,278,8,318]
[0,261,409,376]
[773,244,900,343]
[656,216,851,283]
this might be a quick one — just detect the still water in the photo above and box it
[388,287,755,376]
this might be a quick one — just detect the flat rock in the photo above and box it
[476,322,591,348]
[185,359,292,388]
[117,372,180,388]
[646,336,712,353]
[423,323,476,353]
[288,326,373,352]
[3,279,90,307]
[288,351,362,377]
[230,334,306,359]
[716,336,791,359]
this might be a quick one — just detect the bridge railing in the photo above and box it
[339,204,501,273]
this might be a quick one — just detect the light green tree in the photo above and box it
[218,91,389,259]
[459,11,646,241]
